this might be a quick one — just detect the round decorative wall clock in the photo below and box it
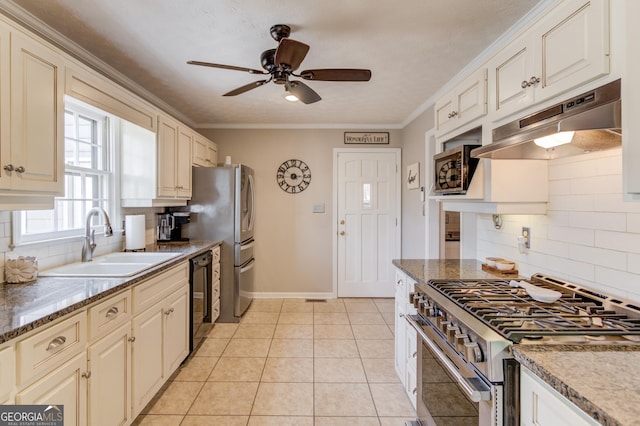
[276,159,311,193]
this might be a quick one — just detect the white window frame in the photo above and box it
[12,100,118,246]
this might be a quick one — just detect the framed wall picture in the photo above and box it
[407,162,420,189]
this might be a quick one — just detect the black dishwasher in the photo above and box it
[189,251,213,354]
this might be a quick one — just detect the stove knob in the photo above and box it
[446,324,461,342]
[425,302,436,317]
[454,333,470,353]
[438,319,451,334]
[412,294,424,309]
[409,292,416,304]
[464,342,484,363]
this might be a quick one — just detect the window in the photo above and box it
[14,102,113,244]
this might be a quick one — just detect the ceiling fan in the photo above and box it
[187,24,372,104]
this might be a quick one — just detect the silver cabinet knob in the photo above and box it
[521,80,529,89]
[128,336,136,342]
[15,166,25,173]
[82,371,92,379]
[3,164,13,172]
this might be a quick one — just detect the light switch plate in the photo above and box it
[313,203,325,213]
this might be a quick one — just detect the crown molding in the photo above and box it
[196,122,404,130]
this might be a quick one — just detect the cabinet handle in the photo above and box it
[412,351,417,358]
[396,279,403,286]
[3,164,13,172]
[413,388,417,395]
[46,336,67,351]
[81,371,91,379]
[128,336,136,342]
[521,76,541,88]
[164,307,175,316]
[105,306,119,318]
[15,166,25,173]
[447,111,458,119]
[399,313,405,318]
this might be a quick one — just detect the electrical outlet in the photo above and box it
[522,227,531,249]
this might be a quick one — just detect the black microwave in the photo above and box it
[433,144,480,194]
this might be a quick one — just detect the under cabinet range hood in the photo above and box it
[472,79,621,160]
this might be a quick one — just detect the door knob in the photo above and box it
[340,220,345,225]
[340,231,346,236]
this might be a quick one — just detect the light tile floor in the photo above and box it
[134,298,416,425]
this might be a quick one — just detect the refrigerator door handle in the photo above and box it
[240,240,255,250]
[247,173,255,232]
[240,258,255,273]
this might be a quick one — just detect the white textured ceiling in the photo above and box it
[7,0,541,128]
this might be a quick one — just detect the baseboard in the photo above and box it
[251,292,336,300]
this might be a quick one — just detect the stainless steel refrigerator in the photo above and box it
[187,165,255,322]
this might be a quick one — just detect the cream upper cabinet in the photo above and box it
[435,68,487,137]
[192,134,218,167]
[0,25,64,208]
[490,0,610,119]
[157,115,192,199]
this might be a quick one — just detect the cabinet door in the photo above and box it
[156,116,178,197]
[131,300,164,416]
[164,286,189,376]
[16,352,87,426]
[537,0,609,102]
[521,367,598,426]
[87,322,131,426]
[9,31,64,194]
[192,135,209,167]
[176,127,192,198]
[206,140,218,165]
[491,33,535,118]
[0,26,9,190]
[0,345,14,401]
[434,94,456,136]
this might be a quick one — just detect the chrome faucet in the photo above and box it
[82,207,113,262]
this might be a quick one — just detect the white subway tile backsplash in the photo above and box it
[569,245,627,271]
[476,150,640,304]
[547,225,594,246]
[568,211,626,231]
[547,194,594,212]
[595,230,640,254]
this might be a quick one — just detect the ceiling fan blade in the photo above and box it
[299,68,372,81]
[286,80,321,104]
[223,80,269,96]
[275,38,310,71]
[187,60,267,75]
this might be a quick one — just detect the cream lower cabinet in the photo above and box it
[489,0,609,120]
[15,352,87,424]
[132,264,189,416]
[0,22,65,210]
[521,366,598,426]
[394,267,418,409]
[87,289,133,426]
[0,345,15,402]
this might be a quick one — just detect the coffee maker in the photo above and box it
[156,212,190,242]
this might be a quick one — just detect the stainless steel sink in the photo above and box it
[40,252,181,277]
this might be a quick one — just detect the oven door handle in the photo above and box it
[405,314,491,403]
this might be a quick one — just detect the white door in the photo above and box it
[335,149,400,297]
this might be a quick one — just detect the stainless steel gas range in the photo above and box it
[405,273,640,426]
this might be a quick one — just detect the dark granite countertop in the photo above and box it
[0,240,220,344]
[513,344,640,426]
[392,258,520,282]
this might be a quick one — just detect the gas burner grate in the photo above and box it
[426,276,640,342]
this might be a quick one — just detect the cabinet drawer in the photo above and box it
[16,311,87,386]
[212,262,221,281]
[133,263,188,313]
[88,289,132,340]
[211,299,220,323]
[212,246,220,263]
[0,345,15,400]
[212,279,220,301]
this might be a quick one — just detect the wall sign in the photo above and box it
[407,162,420,189]
[344,132,389,144]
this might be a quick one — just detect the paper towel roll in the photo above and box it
[125,215,146,250]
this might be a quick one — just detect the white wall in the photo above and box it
[476,148,640,303]
[199,128,402,296]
